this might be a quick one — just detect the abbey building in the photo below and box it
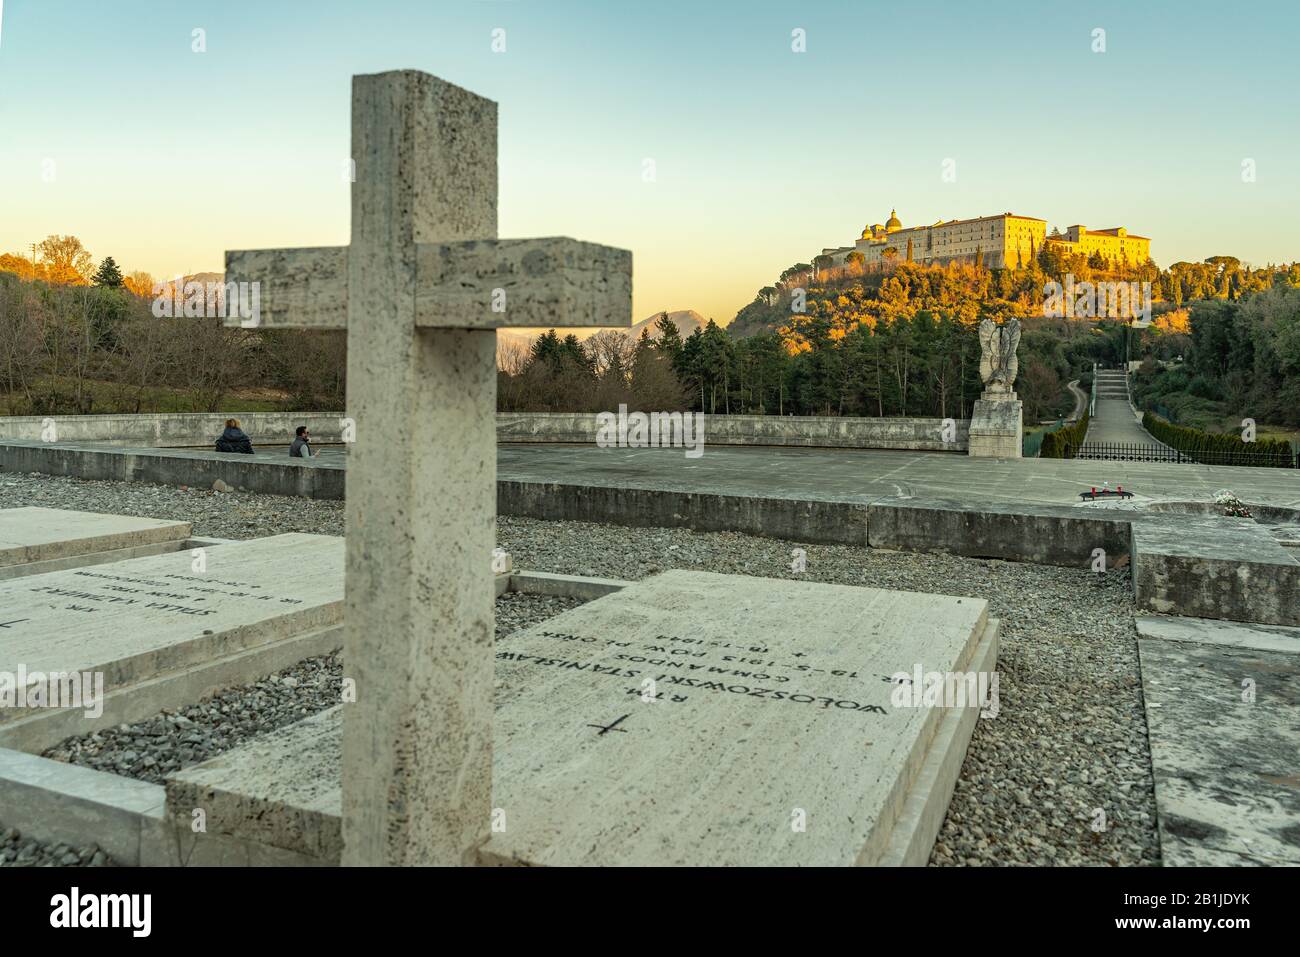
[820,210,1151,271]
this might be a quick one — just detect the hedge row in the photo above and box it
[1040,411,1090,458]
[1142,412,1294,468]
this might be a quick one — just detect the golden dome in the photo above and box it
[885,209,902,231]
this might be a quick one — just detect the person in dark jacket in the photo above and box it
[214,419,254,454]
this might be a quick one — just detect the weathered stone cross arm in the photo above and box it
[225,237,631,329]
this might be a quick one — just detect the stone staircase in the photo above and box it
[1093,369,1130,401]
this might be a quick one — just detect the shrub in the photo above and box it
[1143,412,1293,467]
[1038,410,1090,457]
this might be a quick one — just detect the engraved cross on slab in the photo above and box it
[586,714,632,736]
[225,70,631,866]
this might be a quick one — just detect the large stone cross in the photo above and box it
[225,70,631,865]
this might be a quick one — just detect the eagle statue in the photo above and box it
[978,317,1021,395]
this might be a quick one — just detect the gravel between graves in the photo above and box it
[0,827,112,868]
[4,472,1158,866]
[41,592,584,786]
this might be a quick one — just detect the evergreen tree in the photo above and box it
[560,333,594,375]
[92,256,124,287]
[654,312,684,363]
[529,329,563,366]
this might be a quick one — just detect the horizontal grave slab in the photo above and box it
[168,570,998,866]
[1137,627,1300,866]
[0,507,192,578]
[0,535,344,728]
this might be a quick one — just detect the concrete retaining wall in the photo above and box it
[497,412,968,451]
[0,412,346,447]
[499,480,869,545]
[1,411,967,452]
[0,441,345,498]
[499,481,1135,565]
[1131,517,1300,626]
[868,500,1132,567]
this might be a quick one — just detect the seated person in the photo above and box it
[214,418,254,454]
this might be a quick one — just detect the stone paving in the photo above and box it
[497,444,1300,508]
[1083,370,1163,447]
[44,430,1300,509]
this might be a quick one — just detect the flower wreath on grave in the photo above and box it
[1212,488,1252,519]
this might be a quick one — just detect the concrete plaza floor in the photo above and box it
[497,444,1300,508]
[68,440,1300,508]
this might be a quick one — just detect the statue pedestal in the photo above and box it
[968,391,1022,458]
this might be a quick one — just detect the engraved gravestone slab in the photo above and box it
[0,507,191,572]
[0,534,343,724]
[484,570,995,866]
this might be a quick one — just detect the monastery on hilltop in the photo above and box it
[820,210,1151,271]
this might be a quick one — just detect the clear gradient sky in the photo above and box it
[1,0,1297,325]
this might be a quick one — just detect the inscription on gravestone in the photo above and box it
[0,535,344,718]
[511,625,894,716]
[485,570,997,867]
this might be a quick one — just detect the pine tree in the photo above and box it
[529,329,563,366]
[92,256,124,287]
[654,313,684,364]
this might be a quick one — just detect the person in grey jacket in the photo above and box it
[289,425,317,458]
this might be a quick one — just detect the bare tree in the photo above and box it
[0,281,45,410]
[584,329,635,379]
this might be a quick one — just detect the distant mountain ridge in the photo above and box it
[157,272,224,291]
[628,310,708,340]
[496,310,708,354]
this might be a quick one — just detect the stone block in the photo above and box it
[967,397,1022,459]
[0,747,164,867]
[1131,516,1300,626]
[165,706,342,863]
[484,570,994,866]
[0,507,190,574]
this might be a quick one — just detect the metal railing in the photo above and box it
[1067,441,1299,468]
